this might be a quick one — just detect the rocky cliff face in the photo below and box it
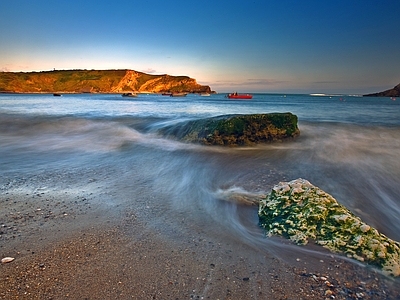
[363,83,400,97]
[0,69,212,94]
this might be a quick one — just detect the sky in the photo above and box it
[1,0,399,94]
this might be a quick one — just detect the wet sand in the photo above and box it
[1,168,400,300]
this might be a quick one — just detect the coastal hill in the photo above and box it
[363,83,400,97]
[0,69,212,94]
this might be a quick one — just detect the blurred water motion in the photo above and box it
[1,93,399,263]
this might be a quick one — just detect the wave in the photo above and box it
[0,113,229,154]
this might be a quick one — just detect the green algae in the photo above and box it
[161,113,300,146]
[258,178,400,277]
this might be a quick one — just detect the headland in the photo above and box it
[0,69,212,94]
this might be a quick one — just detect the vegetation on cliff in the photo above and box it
[363,83,400,97]
[0,69,211,94]
[160,113,300,146]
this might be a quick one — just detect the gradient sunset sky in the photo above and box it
[1,0,399,94]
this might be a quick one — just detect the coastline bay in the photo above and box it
[1,93,400,298]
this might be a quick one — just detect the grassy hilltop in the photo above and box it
[0,69,212,94]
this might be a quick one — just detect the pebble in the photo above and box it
[1,257,15,263]
[320,276,328,281]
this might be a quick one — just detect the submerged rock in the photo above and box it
[160,113,300,146]
[258,178,400,277]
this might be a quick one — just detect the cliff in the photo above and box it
[363,83,400,97]
[0,69,212,94]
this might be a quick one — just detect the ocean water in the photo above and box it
[1,93,400,264]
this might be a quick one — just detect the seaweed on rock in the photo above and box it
[160,113,300,146]
[258,178,400,277]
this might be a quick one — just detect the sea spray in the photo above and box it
[258,178,400,277]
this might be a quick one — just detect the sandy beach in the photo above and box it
[1,166,399,300]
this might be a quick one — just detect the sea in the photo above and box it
[1,92,400,265]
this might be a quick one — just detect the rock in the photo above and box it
[258,178,400,277]
[160,113,300,146]
[1,257,15,263]
[363,83,400,97]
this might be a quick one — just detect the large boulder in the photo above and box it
[258,178,400,277]
[160,113,300,146]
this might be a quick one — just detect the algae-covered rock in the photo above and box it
[161,113,300,146]
[258,178,400,277]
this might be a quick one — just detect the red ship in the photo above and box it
[227,92,253,99]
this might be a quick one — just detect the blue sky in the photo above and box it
[1,0,399,94]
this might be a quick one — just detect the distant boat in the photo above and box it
[53,93,62,97]
[170,92,187,97]
[226,92,252,99]
[161,92,172,96]
[122,92,137,97]
[200,93,211,97]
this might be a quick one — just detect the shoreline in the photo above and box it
[3,222,400,299]
[1,171,400,299]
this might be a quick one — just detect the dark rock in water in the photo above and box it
[160,113,300,146]
[363,83,400,97]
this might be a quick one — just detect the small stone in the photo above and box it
[356,292,364,298]
[1,257,15,263]
[312,274,318,281]
[325,281,334,287]
[360,224,370,233]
